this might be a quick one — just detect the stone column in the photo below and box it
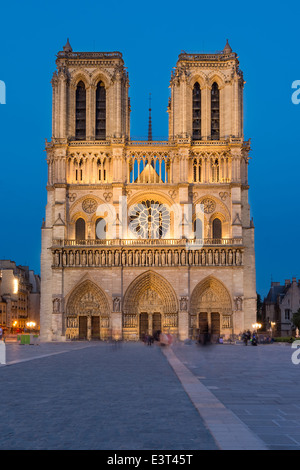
[178,310,189,340]
[87,316,91,341]
[148,313,153,335]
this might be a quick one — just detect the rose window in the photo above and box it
[128,200,170,239]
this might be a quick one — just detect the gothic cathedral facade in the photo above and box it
[40,40,256,342]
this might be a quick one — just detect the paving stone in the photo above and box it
[0,342,218,450]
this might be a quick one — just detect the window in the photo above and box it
[192,82,201,140]
[211,82,220,140]
[75,218,85,241]
[128,200,170,239]
[212,218,222,240]
[95,81,106,140]
[193,158,202,183]
[285,309,290,320]
[95,217,107,239]
[211,158,220,182]
[193,218,203,239]
[75,81,86,140]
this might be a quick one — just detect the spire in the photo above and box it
[63,38,72,53]
[148,93,152,141]
[223,39,232,54]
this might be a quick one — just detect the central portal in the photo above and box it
[122,271,179,341]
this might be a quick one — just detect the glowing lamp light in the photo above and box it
[252,323,262,330]
[13,278,19,294]
[26,322,36,328]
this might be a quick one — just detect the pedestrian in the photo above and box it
[0,326,3,340]
[242,331,248,346]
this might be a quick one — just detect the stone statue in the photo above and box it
[113,297,121,312]
[88,251,93,265]
[122,251,126,266]
[155,251,160,266]
[180,297,188,311]
[228,250,233,265]
[82,251,87,265]
[95,251,100,265]
[208,250,212,265]
[221,250,226,265]
[101,251,106,266]
[235,296,243,311]
[174,251,179,265]
[201,250,206,265]
[53,298,60,313]
[75,251,80,265]
[54,251,60,267]
[161,251,166,266]
[128,251,133,266]
[148,251,153,266]
[168,250,172,265]
[62,251,67,266]
[115,250,119,266]
[214,250,219,265]
[180,250,185,265]
[69,251,74,266]
[135,250,140,266]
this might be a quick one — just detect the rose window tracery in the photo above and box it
[128,200,170,239]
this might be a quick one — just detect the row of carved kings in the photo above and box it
[52,248,243,267]
[65,314,178,329]
[54,296,243,316]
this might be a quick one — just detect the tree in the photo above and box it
[292,309,300,331]
[257,293,263,322]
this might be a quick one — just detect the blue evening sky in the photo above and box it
[0,0,299,299]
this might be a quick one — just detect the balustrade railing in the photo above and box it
[52,238,243,247]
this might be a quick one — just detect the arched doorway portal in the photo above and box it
[66,279,110,340]
[189,276,232,341]
[122,271,178,341]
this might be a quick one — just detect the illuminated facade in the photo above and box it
[40,40,256,341]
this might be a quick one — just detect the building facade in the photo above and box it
[0,260,41,331]
[40,40,256,342]
[263,278,300,336]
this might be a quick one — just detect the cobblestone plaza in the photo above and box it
[0,341,299,450]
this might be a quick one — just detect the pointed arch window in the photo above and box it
[212,218,222,240]
[75,218,86,241]
[193,157,202,183]
[211,82,220,140]
[211,158,220,183]
[95,81,106,140]
[193,217,203,239]
[95,217,107,239]
[75,81,86,140]
[192,82,201,140]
